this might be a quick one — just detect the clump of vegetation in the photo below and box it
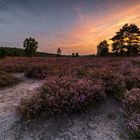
[0,71,21,87]
[17,76,105,120]
[25,66,48,79]
[122,88,140,137]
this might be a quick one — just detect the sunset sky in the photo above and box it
[0,0,140,54]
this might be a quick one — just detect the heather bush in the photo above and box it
[123,89,140,137]
[87,68,126,100]
[17,76,105,119]
[0,71,20,87]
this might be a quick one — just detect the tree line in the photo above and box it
[0,38,57,58]
[97,23,140,56]
[1,23,140,58]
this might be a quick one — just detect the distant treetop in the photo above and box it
[96,23,140,56]
[97,40,109,56]
[57,48,62,56]
[111,24,140,41]
[23,37,38,57]
[111,23,140,56]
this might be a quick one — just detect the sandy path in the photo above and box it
[0,74,44,140]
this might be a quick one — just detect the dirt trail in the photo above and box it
[0,74,44,140]
[0,74,134,140]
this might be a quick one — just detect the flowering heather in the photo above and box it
[17,76,105,119]
[1,56,140,131]
[123,89,140,137]
[88,68,126,100]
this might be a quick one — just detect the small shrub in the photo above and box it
[17,76,105,120]
[0,71,20,87]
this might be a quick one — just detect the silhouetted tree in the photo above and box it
[0,47,7,58]
[57,48,61,56]
[75,53,79,57]
[72,53,75,57]
[111,24,140,56]
[23,37,38,57]
[97,40,109,56]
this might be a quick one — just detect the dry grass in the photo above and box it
[0,71,21,87]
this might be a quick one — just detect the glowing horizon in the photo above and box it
[0,0,140,55]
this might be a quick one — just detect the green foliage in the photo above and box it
[0,47,26,57]
[0,47,7,58]
[0,47,56,57]
[97,40,109,56]
[23,37,38,57]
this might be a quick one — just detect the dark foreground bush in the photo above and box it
[0,71,20,87]
[17,76,105,120]
[103,73,126,100]
[122,88,140,137]
[124,68,140,90]
[25,66,49,79]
